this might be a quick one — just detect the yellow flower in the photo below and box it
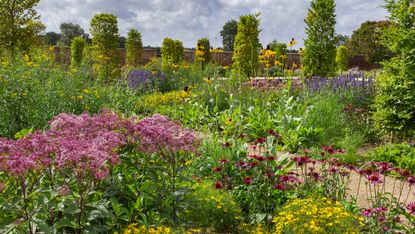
[226,117,233,125]
[204,77,212,84]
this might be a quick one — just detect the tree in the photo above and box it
[195,38,211,68]
[118,36,126,48]
[220,20,238,51]
[161,38,184,70]
[232,14,261,77]
[302,0,337,77]
[0,0,42,54]
[125,29,142,67]
[70,37,86,68]
[346,20,394,63]
[334,34,349,47]
[335,45,348,72]
[373,0,415,140]
[59,22,88,46]
[44,32,61,45]
[90,13,120,81]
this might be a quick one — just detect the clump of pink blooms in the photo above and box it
[0,112,199,181]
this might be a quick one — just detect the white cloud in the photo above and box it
[35,0,388,48]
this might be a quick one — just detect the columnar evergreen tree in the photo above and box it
[90,13,120,81]
[302,0,337,77]
[220,20,238,51]
[335,45,348,72]
[70,37,86,68]
[161,38,184,70]
[232,14,261,77]
[0,0,42,55]
[125,29,143,68]
[195,38,211,69]
[373,0,415,140]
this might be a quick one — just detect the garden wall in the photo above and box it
[52,47,379,70]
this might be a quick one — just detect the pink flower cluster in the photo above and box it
[0,112,200,181]
[133,114,200,156]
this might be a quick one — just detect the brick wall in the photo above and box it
[53,47,381,70]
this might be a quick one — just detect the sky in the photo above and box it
[36,0,388,49]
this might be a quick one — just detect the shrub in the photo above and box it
[90,13,120,81]
[125,29,142,68]
[161,38,184,71]
[70,36,86,68]
[181,181,242,232]
[232,14,261,77]
[272,197,363,233]
[143,90,191,109]
[195,38,211,68]
[373,0,415,140]
[335,45,348,73]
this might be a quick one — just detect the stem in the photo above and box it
[356,175,362,204]
[404,186,412,205]
[21,179,33,234]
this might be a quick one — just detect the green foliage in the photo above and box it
[373,0,415,139]
[44,32,61,45]
[195,38,211,68]
[70,37,86,68]
[302,0,337,77]
[125,29,142,68]
[267,40,287,58]
[181,181,241,232]
[346,21,394,63]
[161,38,184,70]
[335,45,348,72]
[59,22,88,46]
[90,13,120,81]
[366,143,415,173]
[220,20,238,51]
[0,0,43,54]
[334,33,350,47]
[232,14,261,77]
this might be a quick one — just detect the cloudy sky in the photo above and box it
[36,0,388,49]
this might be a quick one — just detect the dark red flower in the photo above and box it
[375,207,388,213]
[267,130,282,138]
[219,159,230,164]
[215,181,224,189]
[243,177,252,185]
[378,216,386,222]
[368,173,383,184]
[213,167,222,172]
[255,137,266,144]
[408,176,415,186]
[362,208,372,217]
[309,171,322,181]
[221,142,232,148]
[407,201,415,215]
[238,133,247,139]
[249,161,260,168]
[377,162,393,173]
[274,183,286,190]
[255,155,266,161]
[329,167,339,174]
[266,156,276,161]
[322,146,336,154]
